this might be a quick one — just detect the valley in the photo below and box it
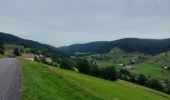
[1,1,170,100]
[0,33,170,99]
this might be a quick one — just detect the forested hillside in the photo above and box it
[0,32,67,60]
[59,38,170,55]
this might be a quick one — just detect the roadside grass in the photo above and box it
[20,59,170,100]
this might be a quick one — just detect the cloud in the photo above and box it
[0,0,170,47]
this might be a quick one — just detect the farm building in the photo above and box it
[21,54,35,61]
[45,57,52,63]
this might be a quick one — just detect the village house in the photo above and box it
[118,63,124,67]
[164,66,168,69]
[21,53,35,61]
[129,59,136,64]
[163,66,170,70]
[45,57,52,63]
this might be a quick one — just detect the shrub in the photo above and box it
[146,79,163,91]
[13,48,20,56]
[0,49,4,55]
[60,58,73,70]
[76,58,90,74]
[137,74,147,85]
[101,66,118,81]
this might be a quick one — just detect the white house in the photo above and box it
[45,57,52,63]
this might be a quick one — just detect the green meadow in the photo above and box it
[20,59,170,100]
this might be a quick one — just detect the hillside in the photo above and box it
[0,32,67,59]
[59,38,170,55]
[20,59,170,100]
[86,47,150,68]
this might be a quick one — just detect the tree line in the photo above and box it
[119,68,170,94]
[59,58,118,81]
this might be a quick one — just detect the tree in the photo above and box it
[34,57,39,62]
[60,58,72,70]
[167,67,170,70]
[0,48,4,55]
[0,42,4,55]
[13,48,20,56]
[167,88,170,94]
[129,74,136,83]
[120,68,130,75]
[89,64,100,77]
[137,74,147,85]
[146,79,163,91]
[102,66,118,81]
[76,58,90,74]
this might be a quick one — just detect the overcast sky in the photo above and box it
[0,0,170,47]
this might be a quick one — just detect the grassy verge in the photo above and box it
[20,59,170,100]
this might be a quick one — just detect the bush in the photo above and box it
[76,58,90,74]
[0,49,4,55]
[137,74,147,85]
[101,66,118,81]
[60,58,73,70]
[89,64,100,77]
[120,68,130,76]
[13,48,20,56]
[146,79,163,91]
[129,74,136,83]
[167,67,170,70]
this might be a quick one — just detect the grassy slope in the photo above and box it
[20,59,170,100]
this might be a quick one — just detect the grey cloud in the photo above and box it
[0,0,170,47]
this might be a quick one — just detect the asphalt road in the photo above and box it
[0,58,20,100]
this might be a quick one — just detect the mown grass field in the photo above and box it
[20,59,170,100]
[96,59,170,80]
[132,62,170,80]
[131,51,170,80]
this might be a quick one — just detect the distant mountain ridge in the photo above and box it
[58,38,170,55]
[0,32,67,59]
